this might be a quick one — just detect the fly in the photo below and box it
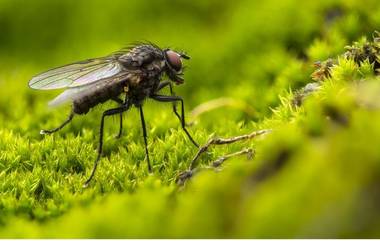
[28,43,199,187]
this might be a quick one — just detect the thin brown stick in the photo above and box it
[212,148,255,167]
[177,148,255,185]
[190,129,271,170]
[176,129,272,185]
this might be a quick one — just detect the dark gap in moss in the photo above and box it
[251,148,291,184]
[323,104,350,127]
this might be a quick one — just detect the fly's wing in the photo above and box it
[48,86,86,107]
[48,72,130,107]
[29,56,125,90]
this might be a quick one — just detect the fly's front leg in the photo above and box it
[155,81,182,124]
[151,94,199,148]
[168,83,182,122]
[83,103,130,188]
[156,80,171,92]
[40,109,74,135]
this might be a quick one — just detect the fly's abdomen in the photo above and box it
[73,80,125,114]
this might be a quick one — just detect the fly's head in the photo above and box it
[163,49,190,85]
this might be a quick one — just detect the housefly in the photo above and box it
[29,43,199,187]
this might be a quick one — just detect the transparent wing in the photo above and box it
[48,72,129,107]
[29,56,125,90]
[48,86,87,107]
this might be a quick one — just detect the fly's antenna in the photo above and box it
[180,53,190,59]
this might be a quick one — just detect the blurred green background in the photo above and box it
[1,0,380,238]
[0,0,379,115]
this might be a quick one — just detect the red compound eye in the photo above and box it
[166,50,182,71]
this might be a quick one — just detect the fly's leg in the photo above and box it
[139,106,152,172]
[117,112,123,138]
[168,84,182,123]
[112,97,124,139]
[83,104,130,188]
[40,110,74,135]
[155,81,182,124]
[150,94,199,148]
[156,80,171,92]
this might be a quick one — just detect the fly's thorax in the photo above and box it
[142,59,165,80]
[118,44,165,69]
[148,59,166,70]
[126,60,165,88]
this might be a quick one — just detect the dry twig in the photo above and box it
[177,129,272,185]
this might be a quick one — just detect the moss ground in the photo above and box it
[0,0,380,238]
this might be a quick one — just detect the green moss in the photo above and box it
[1,0,380,238]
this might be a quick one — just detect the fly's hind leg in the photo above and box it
[40,109,74,135]
[83,103,130,188]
